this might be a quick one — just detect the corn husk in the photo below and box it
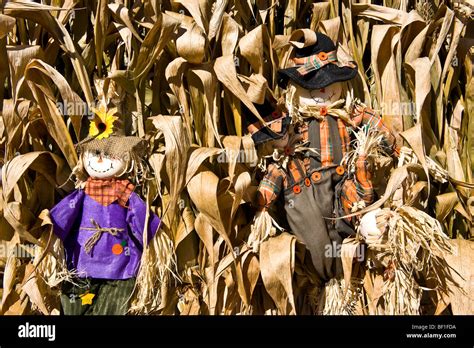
[0,0,472,315]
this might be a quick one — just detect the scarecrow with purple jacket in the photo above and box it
[49,106,161,315]
[244,31,398,290]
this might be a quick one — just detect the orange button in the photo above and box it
[318,52,328,60]
[320,106,328,116]
[304,178,311,187]
[311,171,322,183]
[112,243,123,255]
[336,166,345,175]
[293,184,301,194]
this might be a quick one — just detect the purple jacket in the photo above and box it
[50,189,161,280]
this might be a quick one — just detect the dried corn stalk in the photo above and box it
[0,0,472,315]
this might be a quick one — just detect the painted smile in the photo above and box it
[88,160,114,174]
[310,90,336,103]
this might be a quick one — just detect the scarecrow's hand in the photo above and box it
[359,209,385,245]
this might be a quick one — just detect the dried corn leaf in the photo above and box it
[259,233,296,315]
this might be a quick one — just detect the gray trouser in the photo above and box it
[283,166,343,282]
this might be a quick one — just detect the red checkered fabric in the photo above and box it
[256,158,308,210]
[85,177,135,207]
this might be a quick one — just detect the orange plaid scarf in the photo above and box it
[85,177,135,207]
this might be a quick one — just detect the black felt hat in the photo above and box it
[277,32,357,90]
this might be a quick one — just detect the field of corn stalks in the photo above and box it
[0,0,473,315]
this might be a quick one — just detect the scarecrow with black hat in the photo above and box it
[48,104,161,315]
[245,30,398,293]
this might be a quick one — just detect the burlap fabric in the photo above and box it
[76,136,146,158]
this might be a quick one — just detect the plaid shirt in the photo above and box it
[256,105,397,210]
[339,155,374,220]
[85,178,135,207]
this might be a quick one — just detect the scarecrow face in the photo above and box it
[291,81,342,107]
[83,150,127,179]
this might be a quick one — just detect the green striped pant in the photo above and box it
[60,277,136,315]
